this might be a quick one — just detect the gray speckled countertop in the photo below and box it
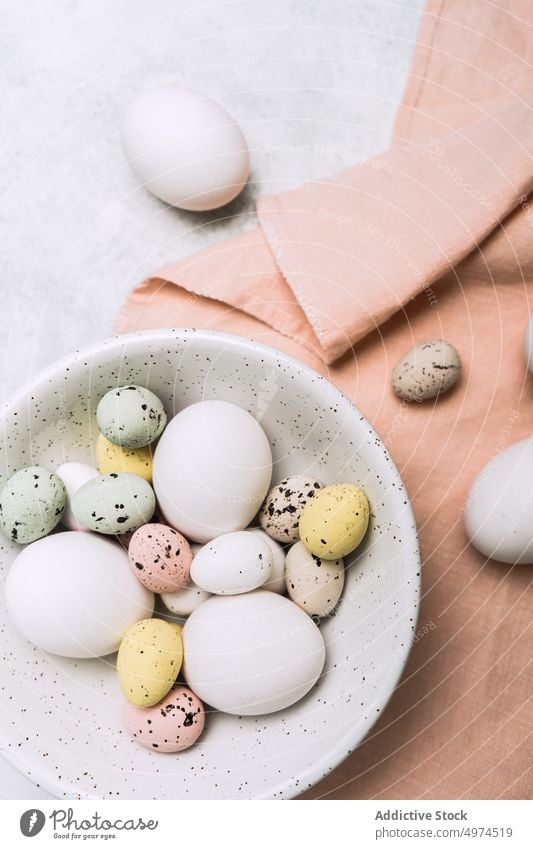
[0,0,423,799]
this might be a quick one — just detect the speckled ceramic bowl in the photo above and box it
[0,329,420,800]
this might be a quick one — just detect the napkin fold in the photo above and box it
[117,0,533,800]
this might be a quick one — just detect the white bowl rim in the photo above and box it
[0,327,421,800]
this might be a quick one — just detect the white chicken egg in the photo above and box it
[191,530,272,595]
[464,437,533,564]
[153,400,272,543]
[121,87,250,211]
[182,590,326,715]
[5,532,154,658]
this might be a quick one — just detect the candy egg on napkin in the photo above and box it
[71,472,155,535]
[128,523,192,593]
[259,475,322,543]
[300,483,370,559]
[97,385,166,449]
[5,532,154,657]
[56,461,98,531]
[285,541,345,617]
[190,530,272,595]
[153,400,272,543]
[118,619,183,707]
[182,591,325,715]
[464,436,533,563]
[123,685,205,753]
[0,466,66,544]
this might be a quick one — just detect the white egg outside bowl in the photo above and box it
[0,329,420,800]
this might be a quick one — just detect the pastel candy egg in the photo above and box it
[97,385,167,449]
[5,532,154,658]
[96,433,153,482]
[190,530,272,595]
[128,523,192,593]
[0,466,66,544]
[285,541,345,617]
[123,685,205,753]
[160,579,210,617]
[118,618,183,707]
[182,591,325,715]
[153,400,272,543]
[299,483,370,560]
[56,461,98,531]
[259,475,322,543]
[391,339,461,401]
[248,528,286,594]
[71,472,155,535]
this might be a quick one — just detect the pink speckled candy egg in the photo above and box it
[122,685,205,753]
[128,523,192,593]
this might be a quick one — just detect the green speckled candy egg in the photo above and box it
[96,385,167,449]
[118,619,183,707]
[0,466,66,544]
[71,472,155,535]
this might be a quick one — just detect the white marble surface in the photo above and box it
[0,0,423,799]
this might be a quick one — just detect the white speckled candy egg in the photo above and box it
[56,461,98,531]
[153,400,272,543]
[5,531,154,657]
[121,87,250,211]
[285,541,345,618]
[391,339,462,401]
[123,685,205,753]
[248,528,286,594]
[71,472,155,535]
[259,475,322,543]
[182,591,325,715]
[0,466,66,544]
[464,437,533,564]
[97,385,167,449]
[190,530,272,595]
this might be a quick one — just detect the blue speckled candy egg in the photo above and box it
[71,472,156,535]
[96,385,167,448]
[0,466,66,544]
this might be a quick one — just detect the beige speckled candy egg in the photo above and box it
[391,339,461,401]
[71,472,155,535]
[123,685,205,753]
[128,523,192,593]
[0,466,66,544]
[299,483,370,560]
[97,385,167,449]
[96,433,153,482]
[259,475,322,543]
[118,618,183,707]
[285,541,345,617]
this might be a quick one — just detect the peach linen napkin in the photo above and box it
[116,0,532,799]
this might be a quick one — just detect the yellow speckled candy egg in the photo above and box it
[96,433,153,482]
[299,483,370,560]
[117,619,183,707]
